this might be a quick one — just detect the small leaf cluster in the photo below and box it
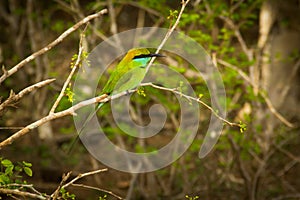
[60,187,76,200]
[0,157,32,185]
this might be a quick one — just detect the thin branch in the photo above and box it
[62,168,108,189]
[227,134,252,196]
[0,93,108,148]
[0,188,46,200]
[0,86,145,148]
[49,27,87,114]
[55,0,118,48]
[0,79,56,113]
[219,15,252,60]
[217,59,294,128]
[107,0,123,51]
[0,9,108,84]
[0,184,48,198]
[140,82,241,127]
[71,183,123,200]
[145,0,191,73]
[51,172,72,200]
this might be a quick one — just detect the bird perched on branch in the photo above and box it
[74,48,164,146]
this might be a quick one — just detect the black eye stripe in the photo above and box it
[133,54,152,59]
[133,53,164,59]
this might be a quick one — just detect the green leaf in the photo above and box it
[22,161,32,167]
[0,174,10,184]
[1,159,13,167]
[5,166,14,175]
[23,167,33,177]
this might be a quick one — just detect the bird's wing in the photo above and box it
[112,66,147,94]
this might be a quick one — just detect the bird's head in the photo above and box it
[122,48,164,67]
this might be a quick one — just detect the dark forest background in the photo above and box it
[0,0,300,199]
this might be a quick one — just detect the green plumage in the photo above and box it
[101,48,153,95]
[69,48,163,151]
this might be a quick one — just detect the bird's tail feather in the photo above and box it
[68,102,104,154]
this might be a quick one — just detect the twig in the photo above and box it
[62,168,108,189]
[220,16,252,60]
[55,0,118,48]
[250,135,296,200]
[107,0,123,51]
[0,188,46,200]
[0,86,145,148]
[49,26,87,114]
[125,1,163,17]
[145,0,191,73]
[51,172,72,200]
[227,134,252,197]
[273,142,300,177]
[0,79,56,112]
[0,9,108,84]
[217,58,294,128]
[140,82,241,127]
[71,183,123,200]
[0,183,48,198]
[0,93,108,148]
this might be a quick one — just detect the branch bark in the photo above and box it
[0,9,107,84]
[0,79,55,113]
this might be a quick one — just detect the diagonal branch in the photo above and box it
[0,79,56,113]
[145,0,191,73]
[140,82,241,128]
[49,27,87,114]
[0,94,107,148]
[217,58,294,128]
[0,9,107,84]
[61,168,108,189]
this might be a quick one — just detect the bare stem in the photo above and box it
[62,168,108,189]
[0,79,55,113]
[0,9,107,84]
[140,82,241,128]
[145,0,191,73]
[49,27,87,114]
[217,58,294,128]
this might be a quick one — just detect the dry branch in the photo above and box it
[0,9,107,84]
[49,27,87,114]
[0,188,47,200]
[140,82,241,128]
[145,0,191,73]
[0,94,108,149]
[217,58,294,128]
[0,79,55,113]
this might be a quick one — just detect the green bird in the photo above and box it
[75,48,164,144]
[101,48,164,95]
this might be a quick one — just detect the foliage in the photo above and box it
[0,0,299,199]
[0,157,32,185]
[60,188,76,200]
